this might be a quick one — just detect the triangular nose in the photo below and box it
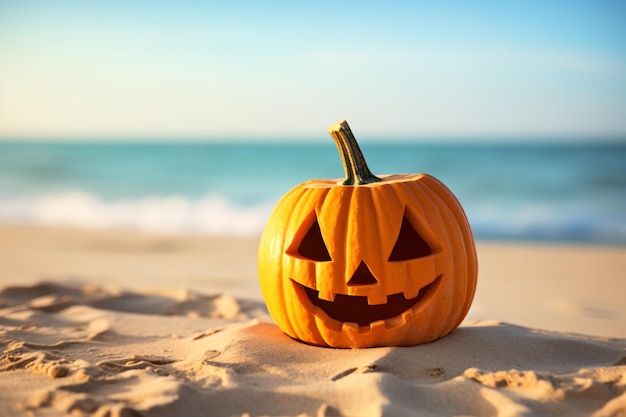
[347,261,378,286]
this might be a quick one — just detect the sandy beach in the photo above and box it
[1,224,625,416]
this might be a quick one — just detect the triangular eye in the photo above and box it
[388,215,432,261]
[287,213,332,262]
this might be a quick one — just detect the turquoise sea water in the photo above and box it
[0,141,625,244]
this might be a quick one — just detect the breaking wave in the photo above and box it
[0,191,274,236]
[1,190,624,244]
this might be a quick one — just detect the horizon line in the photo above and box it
[1,132,625,145]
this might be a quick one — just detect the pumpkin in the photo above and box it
[258,120,477,348]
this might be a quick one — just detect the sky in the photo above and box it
[0,1,625,141]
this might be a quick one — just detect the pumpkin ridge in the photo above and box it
[357,186,388,294]
[316,187,353,301]
[290,187,333,339]
[423,180,463,328]
[419,177,476,331]
[400,180,456,338]
[343,186,362,289]
[421,175,477,328]
[275,185,312,338]
[375,186,410,295]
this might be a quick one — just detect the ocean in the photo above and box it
[1,141,625,245]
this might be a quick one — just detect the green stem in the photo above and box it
[328,120,381,185]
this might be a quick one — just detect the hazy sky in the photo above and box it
[1,1,625,140]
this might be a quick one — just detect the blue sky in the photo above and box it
[1,1,625,141]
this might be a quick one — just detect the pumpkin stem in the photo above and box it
[328,120,381,186]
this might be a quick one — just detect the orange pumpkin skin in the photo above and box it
[258,123,477,348]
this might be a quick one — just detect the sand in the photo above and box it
[0,224,625,416]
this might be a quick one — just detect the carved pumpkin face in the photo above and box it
[258,121,477,348]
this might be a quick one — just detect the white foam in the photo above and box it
[1,191,624,243]
[467,201,626,243]
[0,191,274,236]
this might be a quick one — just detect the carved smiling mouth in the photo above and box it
[291,275,442,327]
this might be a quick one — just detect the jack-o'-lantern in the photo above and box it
[258,120,477,348]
